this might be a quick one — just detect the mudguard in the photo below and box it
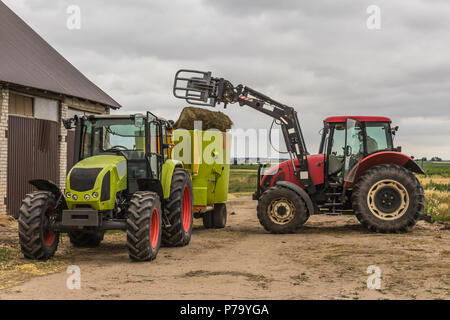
[161,159,183,199]
[344,151,424,188]
[29,179,63,200]
[275,181,314,215]
[137,178,164,200]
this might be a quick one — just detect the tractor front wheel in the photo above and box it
[18,191,59,260]
[352,164,424,233]
[162,168,194,246]
[126,191,162,261]
[68,231,105,248]
[257,185,309,233]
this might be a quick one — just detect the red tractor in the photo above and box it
[173,70,425,233]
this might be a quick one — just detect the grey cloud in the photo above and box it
[3,0,449,158]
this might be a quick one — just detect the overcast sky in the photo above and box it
[3,0,450,159]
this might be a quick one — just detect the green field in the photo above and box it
[228,169,258,193]
[229,161,450,221]
[421,161,450,177]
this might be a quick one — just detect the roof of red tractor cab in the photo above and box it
[325,116,392,123]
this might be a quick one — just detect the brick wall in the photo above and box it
[57,102,68,190]
[0,89,9,215]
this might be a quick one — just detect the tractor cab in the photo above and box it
[257,116,398,195]
[67,113,172,196]
[319,116,395,184]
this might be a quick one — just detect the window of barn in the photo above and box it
[8,92,34,117]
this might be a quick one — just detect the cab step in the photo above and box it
[322,203,344,207]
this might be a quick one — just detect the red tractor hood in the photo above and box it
[261,154,325,190]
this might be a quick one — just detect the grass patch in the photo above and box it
[230,164,260,170]
[105,230,126,235]
[228,169,257,193]
[424,189,450,221]
[423,181,450,192]
[422,180,450,220]
[0,246,14,264]
[0,243,74,290]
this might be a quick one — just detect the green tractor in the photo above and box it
[18,112,194,261]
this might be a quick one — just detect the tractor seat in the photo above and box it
[328,154,344,176]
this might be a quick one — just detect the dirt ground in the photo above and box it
[0,195,449,300]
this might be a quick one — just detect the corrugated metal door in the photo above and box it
[7,116,58,218]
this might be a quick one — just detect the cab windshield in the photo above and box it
[81,118,146,159]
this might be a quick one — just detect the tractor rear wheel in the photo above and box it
[68,231,104,248]
[352,164,424,233]
[202,203,227,229]
[162,168,194,247]
[257,185,309,233]
[18,191,59,260]
[213,203,227,228]
[202,212,213,228]
[126,191,162,261]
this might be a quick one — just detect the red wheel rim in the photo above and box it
[182,186,192,233]
[150,207,160,248]
[43,206,56,247]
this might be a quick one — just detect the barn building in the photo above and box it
[0,2,121,217]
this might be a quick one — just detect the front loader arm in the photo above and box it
[173,69,314,190]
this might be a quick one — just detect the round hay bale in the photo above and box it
[174,106,233,132]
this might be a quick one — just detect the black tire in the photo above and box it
[352,164,424,233]
[68,231,104,248]
[212,203,227,228]
[162,168,194,247]
[202,204,227,229]
[202,212,213,229]
[126,191,162,261]
[18,191,59,260]
[257,185,309,233]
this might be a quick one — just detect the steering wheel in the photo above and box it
[104,145,128,152]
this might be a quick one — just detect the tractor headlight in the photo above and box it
[92,192,98,198]
[73,194,78,200]
[84,194,90,201]
[66,192,71,198]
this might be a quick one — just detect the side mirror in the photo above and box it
[134,113,144,128]
[62,117,76,129]
[392,126,399,135]
[165,120,174,131]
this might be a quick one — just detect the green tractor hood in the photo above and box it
[65,155,127,210]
